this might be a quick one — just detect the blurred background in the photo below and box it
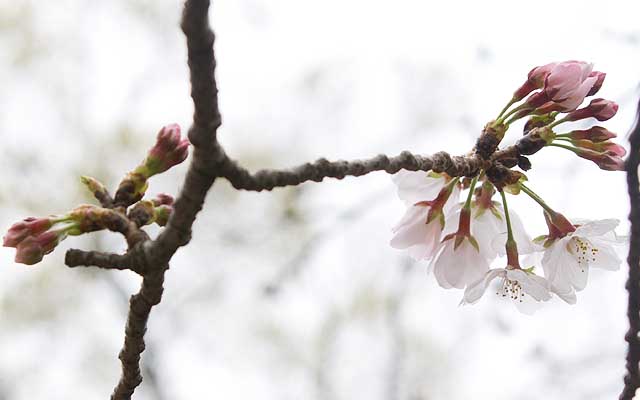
[1,0,639,399]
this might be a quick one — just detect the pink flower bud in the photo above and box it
[566,126,616,142]
[565,98,618,122]
[573,147,625,171]
[529,63,558,86]
[3,217,53,247]
[152,193,175,207]
[14,231,62,265]
[571,139,626,157]
[586,71,606,96]
[144,124,190,176]
[543,61,598,111]
[512,63,558,101]
[524,92,551,110]
[534,101,563,114]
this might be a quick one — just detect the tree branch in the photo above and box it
[149,0,224,264]
[111,266,168,400]
[621,100,640,400]
[219,151,486,191]
[65,249,135,271]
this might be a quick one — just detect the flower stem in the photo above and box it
[519,183,555,215]
[547,116,568,129]
[499,104,532,125]
[463,175,479,211]
[496,97,518,120]
[549,142,579,153]
[499,190,514,242]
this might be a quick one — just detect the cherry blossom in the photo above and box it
[541,219,624,300]
[462,267,551,309]
[390,171,460,260]
[391,170,448,205]
[431,234,489,289]
[540,61,599,112]
[430,179,491,290]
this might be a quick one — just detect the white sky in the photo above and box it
[1,0,640,399]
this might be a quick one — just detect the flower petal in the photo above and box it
[574,219,619,237]
[390,206,430,246]
[507,269,551,302]
[462,269,504,304]
[589,237,622,271]
[550,283,577,305]
[392,170,445,205]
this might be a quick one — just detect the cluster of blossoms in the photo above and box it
[391,61,626,312]
[3,125,188,265]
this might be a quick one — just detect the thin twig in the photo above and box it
[219,151,485,192]
[621,100,640,400]
[65,249,134,271]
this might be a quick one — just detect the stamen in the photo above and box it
[496,276,524,302]
[568,237,599,273]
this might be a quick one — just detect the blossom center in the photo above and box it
[567,237,599,272]
[496,277,524,302]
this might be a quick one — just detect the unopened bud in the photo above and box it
[565,126,616,142]
[586,71,606,96]
[151,193,174,207]
[143,124,190,176]
[570,139,626,157]
[3,217,53,247]
[573,147,625,171]
[14,230,65,265]
[565,98,618,122]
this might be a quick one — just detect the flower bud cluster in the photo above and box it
[501,61,624,171]
[3,205,116,265]
[3,124,185,266]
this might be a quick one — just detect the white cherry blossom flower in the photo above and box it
[431,235,489,289]
[392,170,448,206]
[390,170,461,260]
[462,267,552,314]
[390,203,451,260]
[541,219,623,297]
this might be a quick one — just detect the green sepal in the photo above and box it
[532,234,547,244]
[504,174,528,195]
[467,235,480,252]
[454,234,465,250]
[489,205,503,220]
[426,208,442,226]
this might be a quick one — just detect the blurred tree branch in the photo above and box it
[621,100,640,400]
